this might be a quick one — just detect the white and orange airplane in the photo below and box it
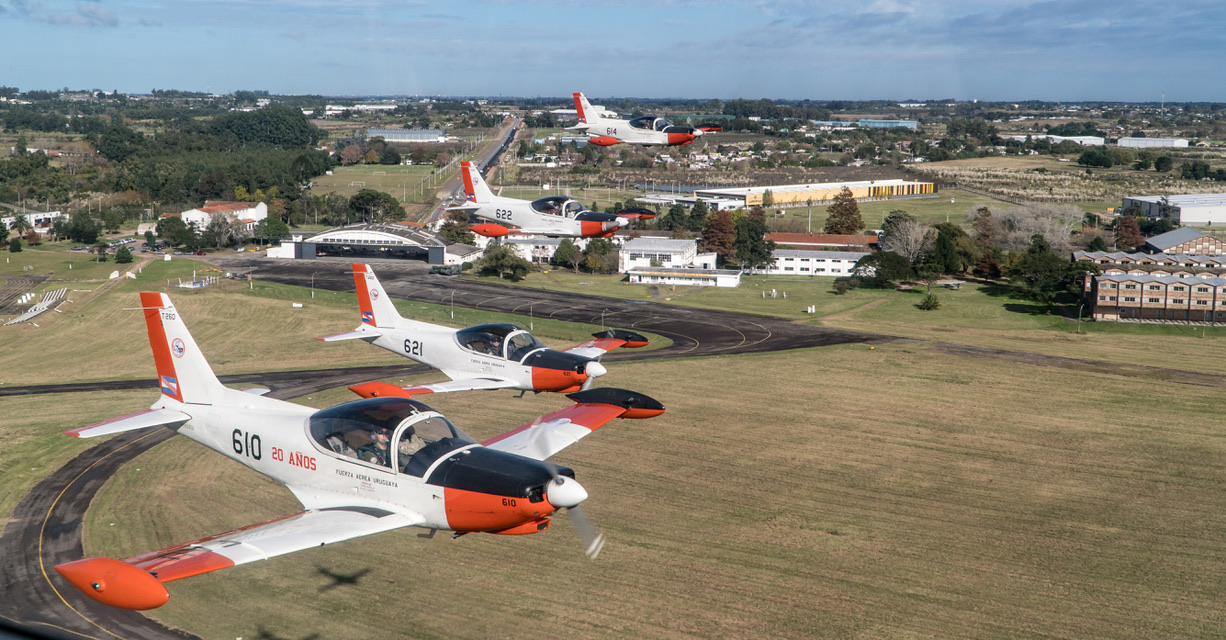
[568,92,721,147]
[320,263,649,398]
[447,161,652,239]
[54,291,664,610]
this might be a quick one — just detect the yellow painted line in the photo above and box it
[38,430,167,640]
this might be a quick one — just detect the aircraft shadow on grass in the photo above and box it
[315,565,372,592]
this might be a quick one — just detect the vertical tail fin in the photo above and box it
[140,292,226,406]
[460,161,494,203]
[572,92,591,124]
[352,263,402,328]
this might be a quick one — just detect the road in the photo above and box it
[0,263,881,639]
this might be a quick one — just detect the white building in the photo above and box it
[1,209,66,234]
[504,236,587,264]
[618,237,716,272]
[627,267,741,288]
[1120,194,1226,226]
[764,249,869,276]
[1117,137,1189,148]
[167,201,268,231]
[1004,135,1105,146]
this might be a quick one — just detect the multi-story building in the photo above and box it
[1089,273,1226,322]
[764,250,868,276]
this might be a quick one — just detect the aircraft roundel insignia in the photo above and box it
[370,288,379,300]
[171,338,186,358]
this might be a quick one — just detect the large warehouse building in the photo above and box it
[693,179,936,208]
[1121,194,1226,226]
[1117,137,1189,148]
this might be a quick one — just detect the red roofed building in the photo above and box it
[163,201,269,230]
[766,233,878,252]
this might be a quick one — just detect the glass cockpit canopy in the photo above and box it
[455,323,546,362]
[530,196,585,218]
[309,397,477,477]
[628,115,673,131]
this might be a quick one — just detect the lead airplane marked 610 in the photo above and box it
[54,292,664,610]
[320,263,649,399]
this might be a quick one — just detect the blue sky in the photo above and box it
[2,0,1224,102]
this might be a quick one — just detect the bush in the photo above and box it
[8,237,22,253]
[833,281,851,295]
[917,294,941,310]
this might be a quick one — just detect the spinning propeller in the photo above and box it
[524,421,607,559]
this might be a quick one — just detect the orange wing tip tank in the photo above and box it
[54,557,170,610]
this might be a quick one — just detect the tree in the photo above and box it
[699,209,736,266]
[931,231,961,273]
[438,210,475,245]
[553,238,582,272]
[114,246,133,263]
[203,213,248,249]
[8,214,32,236]
[1007,234,1068,310]
[761,189,775,208]
[8,237,21,253]
[880,219,934,265]
[688,200,710,232]
[92,242,109,262]
[973,253,1003,279]
[339,145,364,165]
[253,217,290,246]
[734,208,776,271]
[854,251,914,288]
[1154,155,1174,172]
[659,203,688,231]
[144,230,156,247]
[1087,236,1108,252]
[824,187,863,234]
[1115,216,1144,251]
[581,237,616,273]
[380,147,402,165]
[102,209,122,233]
[479,243,531,281]
[157,216,189,244]
[348,189,405,223]
[0,225,8,246]
[364,149,380,164]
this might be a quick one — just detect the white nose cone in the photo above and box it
[693,128,704,137]
[615,216,630,227]
[547,476,588,509]
[585,361,607,378]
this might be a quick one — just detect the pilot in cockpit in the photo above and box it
[359,427,392,467]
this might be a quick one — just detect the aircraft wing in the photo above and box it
[564,329,650,359]
[348,377,520,399]
[483,388,664,461]
[55,506,422,610]
[445,204,481,215]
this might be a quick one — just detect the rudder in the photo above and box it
[139,292,225,405]
[352,263,402,328]
[460,161,494,203]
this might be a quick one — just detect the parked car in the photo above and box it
[429,264,462,275]
[195,251,206,255]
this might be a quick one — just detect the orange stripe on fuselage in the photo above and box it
[530,366,585,392]
[140,292,182,402]
[461,161,476,198]
[444,487,556,532]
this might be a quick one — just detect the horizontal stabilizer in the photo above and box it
[66,408,192,438]
[316,330,380,343]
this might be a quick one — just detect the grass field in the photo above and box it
[308,164,440,203]
[79,342,1226,639]
[7,247,1226,637]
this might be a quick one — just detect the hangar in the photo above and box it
[268,222,479,265]
[692,179,936,208]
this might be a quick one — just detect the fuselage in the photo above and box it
[362,320,594,393]
[154,392,567,535]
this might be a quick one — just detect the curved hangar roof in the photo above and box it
[303,223,447,248]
